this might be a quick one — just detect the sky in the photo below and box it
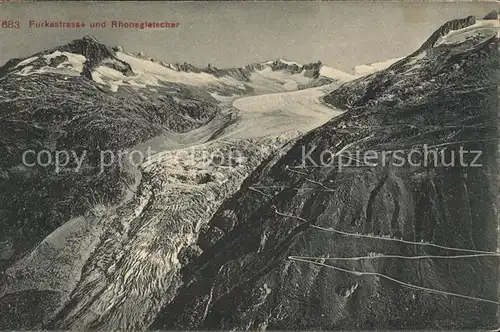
[0,1,497,71]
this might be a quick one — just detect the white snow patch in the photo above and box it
[353,57,403,76]
[92,66,126,91]
[319,65,356,82]
[14,56,38,68]
[115,52,241,88]
[246,67,313,94]
[15,51,86,77]
[434,19,500,47]
[229,85,343,139]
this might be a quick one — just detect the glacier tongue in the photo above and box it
[45,80,343,329]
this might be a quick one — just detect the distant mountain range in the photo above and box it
[0,39,358,96]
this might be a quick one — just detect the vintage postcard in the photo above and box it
[0,1,499,330]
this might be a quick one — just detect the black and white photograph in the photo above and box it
[0,1,499,330]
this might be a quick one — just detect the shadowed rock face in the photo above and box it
[151,18,500,330]
[484,10,499,20]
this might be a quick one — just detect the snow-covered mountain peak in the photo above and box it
[351,58,404,76]
[433,18,500,47]
[348,15,497,78]
[0,36,134,80]
[1,37,355,95]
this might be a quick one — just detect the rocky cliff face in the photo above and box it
[151,17,500,330]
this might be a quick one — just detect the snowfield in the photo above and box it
[434,19,500,47]
[92,53,356,93]
[135,83,343,157]
[115,52,244,88]
[319,65,357,81]
[16,51,87,77]
[2,16,499,330]
[352,57,404,76]
[229,84,343,139]
[71,79,346,329]
[87,53,351,157]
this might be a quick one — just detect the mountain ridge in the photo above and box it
[0,37,355,93]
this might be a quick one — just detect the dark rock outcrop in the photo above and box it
[56,36,133,79]
[48,55,68,68]
[484,10,498,20]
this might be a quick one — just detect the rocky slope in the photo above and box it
[0,36,345,329]
[0,39,221,273]
[0,35,243,329]
[151,16,500,330]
